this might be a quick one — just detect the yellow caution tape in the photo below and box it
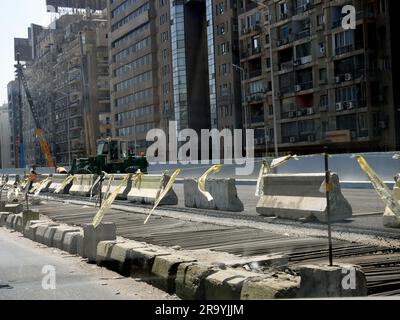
[14,178,30,197]
[319,178,333,193]
[104,175,115,200]
[255,160,270,197]
[92,174,131,229]
[54,175,76,194]
[132,170,144,189]
[355,156,400,217]
[255,155,299,197]
[33,177,52,196]
[198,165,223,202]
[144,169,181,225]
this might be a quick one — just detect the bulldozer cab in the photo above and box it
[97,138,128,163]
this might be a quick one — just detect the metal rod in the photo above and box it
[324,149,333,266]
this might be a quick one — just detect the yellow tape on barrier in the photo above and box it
[355,156,400,217]
[144,169,181,225]
[198,165,223,202]
[33,177,52,196]
[92,174,131,229]
[255,155,299,196]
[54,175,76,194]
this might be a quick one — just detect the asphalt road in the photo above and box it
[0,228,178,300]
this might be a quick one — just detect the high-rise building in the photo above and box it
[239,0,399,156]
[11,11,110,167]
[0,104,13,169]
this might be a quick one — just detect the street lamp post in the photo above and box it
[232,64,248,131]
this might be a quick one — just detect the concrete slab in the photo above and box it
[150,255,197,294]
[96,241,118,266]
[176,263,217,300]
[22,220,43,238]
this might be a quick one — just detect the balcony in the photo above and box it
[335,45,354,56]
[294,2,312,16]
[276,37,291,48]
[250,115,264,124]
[249,69,262,79]
[295,29,311,40]
[294,81,313,92]
[246,93,264,103]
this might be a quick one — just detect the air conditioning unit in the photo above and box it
[289,136,296,143]
[280,13,288,20]
[345,73,353,81]
[295,85,302,92]
[335,76,342,83]
[308,135,315,142]
[307,108,314,115]
[282,38,289,45]
[336,102,343,111]
[297,110,303,117]
[276,40,282,47]
[293,59,301,66]
[347,102,355,109]
[288,111,296,118]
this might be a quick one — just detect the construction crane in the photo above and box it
[14,54,55,168]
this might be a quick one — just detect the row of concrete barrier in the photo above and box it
[2,171,399,226]
[0,203,368,299]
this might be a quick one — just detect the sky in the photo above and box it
[0,0,52,104]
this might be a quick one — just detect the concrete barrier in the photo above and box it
[0,175,7,187]
[23,220,43,238]
[21,210,40,231]
[241,273,301,300]
[293,264,368,297]
[150,255,197,294]
[69,174,99,197]
[383,177,400,228]
[0,212,10,227]
[35,224,59,244]
[82,223,117,262]
[175,263,218,300]
[4,204,23,214]
[256,173,353,223]
[31,174,52,193]
[47,174,72,194]
[204,269,260,300]
[4,174,19,189]
[53,227,81,250]
[130,247,172,275]
[184,179,244,212]
[101,174,132,200]
[127,174,178,205]
[14,214,23,232]
[62,231,83,255]
[5,214,16,229]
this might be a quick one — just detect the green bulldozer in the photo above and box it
[70,138,149,175]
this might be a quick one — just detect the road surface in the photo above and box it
[0,228,178,300]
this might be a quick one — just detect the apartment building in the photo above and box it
[239,0,399,156]
[109,0,216,155]
[7,81,18,168]
[213,0,243,131]
[10,10,110,167]
[53,14,110,165]
[0,104,13,169]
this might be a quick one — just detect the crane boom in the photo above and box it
[15,64,55,168]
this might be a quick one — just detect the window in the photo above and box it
[319,68,327,82]
[319,94,328,108]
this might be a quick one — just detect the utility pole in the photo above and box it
[15,53,25,169]
[232,64,248,131]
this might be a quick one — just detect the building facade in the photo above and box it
[0,104,13,169]
[239,0,399,156]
